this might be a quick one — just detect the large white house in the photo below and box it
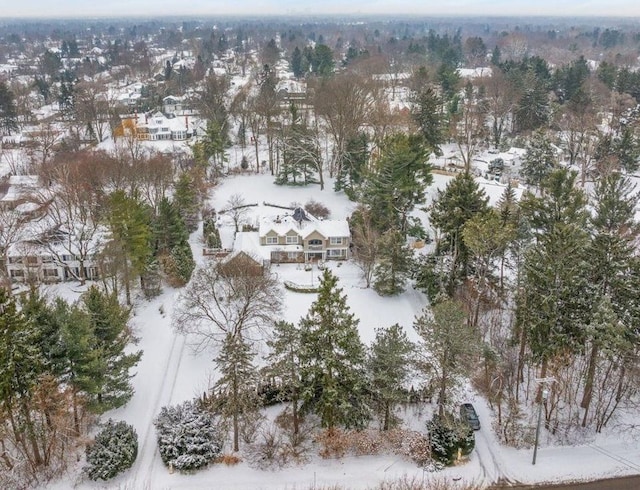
[125,112,200,141]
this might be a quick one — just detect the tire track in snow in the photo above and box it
[131,329,187,488]
[475,430,521,486]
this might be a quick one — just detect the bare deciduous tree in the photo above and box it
[32,153,106,284]
[314,73,374,178]
[225,193,250,233]
[173,256,282,353]
[174,257,282,451]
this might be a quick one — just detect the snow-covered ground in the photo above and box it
[47,173,640,490]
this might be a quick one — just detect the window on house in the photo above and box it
[26,256,38,265]
[330,237,343,245]
[10,269,24,277]
[328,249,344,257]
[43,269,58,277]
[287,252,299,259]
[308,239,322,246]
[286,235,299,245]
[266,236,278,245]
[8,256,22,264]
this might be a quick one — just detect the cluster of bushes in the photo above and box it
[154,399,224,472]
[84,420,138,481]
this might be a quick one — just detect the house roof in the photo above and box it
[258,215,350,239]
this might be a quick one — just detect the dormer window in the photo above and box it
[266,236,278,244]
[286,235,299,245]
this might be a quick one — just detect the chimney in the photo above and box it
[185,115,189,130]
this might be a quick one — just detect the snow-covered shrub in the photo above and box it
[84,420,138,481]
[427,416,475,466]
[154,399,223,472]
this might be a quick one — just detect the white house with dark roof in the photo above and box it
[127,112,199,141]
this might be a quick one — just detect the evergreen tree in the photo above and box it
[311,44,334,76]
[154,399,223,472]
[107,190,152,305]
[154,197,188,254]
[54,298,99,434]
[299,269,369,429]
[410,86,444,156]
[580,173,640,425]
[514,76,550,133]
[85,420,138,481]
[20,289,66,377]
[517,169,591,378]
[430,171,489,294]
[265,320,303,435]
[153,197,194,285]
[174,172,200,233]
[362,133,432,235]
[334,132,369,199]
[0,289,46,467]
[214,332,261,452]
[427,415,475,466]
[0,81,18,135]
[291,46,304,78]
[169,243,195,285]
[414,299,479,417]
[521,130,558,187]
[373,228,413,296]
[82,286,142,413]
[462,209,516,328]
[368,324,414,430]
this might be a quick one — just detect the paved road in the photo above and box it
[492,475,640,489]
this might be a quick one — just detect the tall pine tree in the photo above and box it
[368,324,414,430]
[299,269,369,429]
[82,286,142,413]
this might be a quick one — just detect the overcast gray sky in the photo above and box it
[1,0,639,18]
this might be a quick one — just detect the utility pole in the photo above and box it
[532,377,555,465]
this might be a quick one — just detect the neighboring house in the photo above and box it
[5,241,99,283]
[116,83,145,108]
[126,112,198,141]
[0,175,40,210]
[220,250,265,276]
[163,95,198,117]
[163,95,184,114]
[255,208,350,264]
[276,79,308,106]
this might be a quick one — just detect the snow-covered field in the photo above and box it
[47,173,640,490]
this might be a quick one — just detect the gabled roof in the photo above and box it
[258,215,349,240]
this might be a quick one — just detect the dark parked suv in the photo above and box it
[460,403,481,430]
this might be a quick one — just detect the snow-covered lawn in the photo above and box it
[48,173,640,489]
